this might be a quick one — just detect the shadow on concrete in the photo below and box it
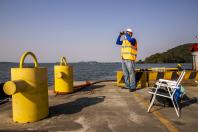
[180,95,197,109]
[149,106,165,113]
[117,86,148,91]
[80,84,106,91]
[0,83,10,105]
[135,87,148,91]
[49,96,105,117]
[149,93,197,112]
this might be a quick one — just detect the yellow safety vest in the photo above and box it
[121,39,138,61]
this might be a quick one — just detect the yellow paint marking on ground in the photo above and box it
[134,92,180,132]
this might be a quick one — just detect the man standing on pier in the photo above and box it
[116,28,138,92]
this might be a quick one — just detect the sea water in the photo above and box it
[0,62,192,86]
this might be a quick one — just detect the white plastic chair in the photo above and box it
[147,70,186,117]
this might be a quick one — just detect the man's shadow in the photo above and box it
[49,96,105,117]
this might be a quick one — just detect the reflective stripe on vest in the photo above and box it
[121,39,138,61]
[122,46,137,50]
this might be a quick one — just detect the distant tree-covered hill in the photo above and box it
[143,43,195,63]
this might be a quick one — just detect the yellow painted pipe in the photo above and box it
[3,80,26,95]
[55,72,63,79]
[19,51,38,68]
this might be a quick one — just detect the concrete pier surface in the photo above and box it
[0,82,198,132]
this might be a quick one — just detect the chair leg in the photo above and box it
[167,87,180,117]
[174,96,181,117]
[149,95,153,102]
[147,93,157,112]
[171,97,180,117]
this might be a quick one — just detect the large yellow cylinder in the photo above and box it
[54,57,73,94]
[3,51,49,123]
[116,71,125,87]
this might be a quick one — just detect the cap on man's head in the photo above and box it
[126,28,133,33]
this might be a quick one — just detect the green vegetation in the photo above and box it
[142,43,195,63]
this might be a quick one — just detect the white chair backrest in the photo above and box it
[176,70,185,86]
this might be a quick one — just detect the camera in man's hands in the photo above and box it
[119,31,126,36]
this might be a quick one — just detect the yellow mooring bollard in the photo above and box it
[3,51,49,123]
[54,57,73,94]
[116,71,125,87]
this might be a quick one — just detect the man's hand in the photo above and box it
[119,31,125,36]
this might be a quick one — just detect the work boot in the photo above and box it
[129,89,136,92]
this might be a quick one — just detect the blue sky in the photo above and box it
[0,0,198,62]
